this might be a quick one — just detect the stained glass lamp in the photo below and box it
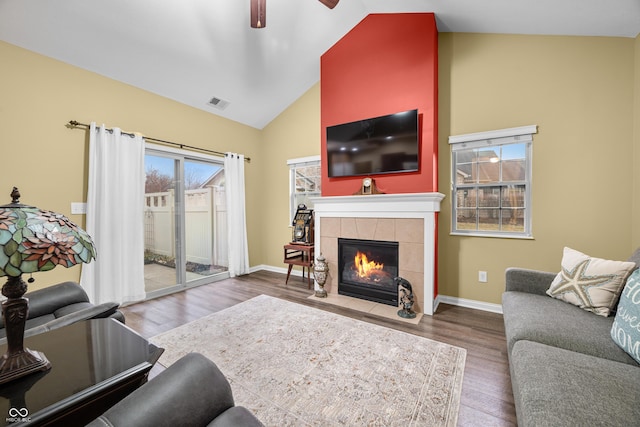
[0,187,96,384]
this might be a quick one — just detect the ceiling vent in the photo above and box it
[207,96,230,110]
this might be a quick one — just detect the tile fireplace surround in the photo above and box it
[311,193,445,315]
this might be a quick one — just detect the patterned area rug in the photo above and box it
[150,295,466,426]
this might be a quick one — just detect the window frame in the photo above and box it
[144,143,228,298]
[449,125,536,239]
[287,155,321,223]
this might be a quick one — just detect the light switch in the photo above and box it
[71,202,87,215]
[479,271,488,283]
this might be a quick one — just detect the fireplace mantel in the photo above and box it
[311,193,444,216]
[310,192,445,315]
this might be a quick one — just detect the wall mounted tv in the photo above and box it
[326,109,419,178]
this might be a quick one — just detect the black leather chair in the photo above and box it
[87,352,264,427]
[0,281,124,341]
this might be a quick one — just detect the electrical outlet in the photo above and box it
[478,271,488,283]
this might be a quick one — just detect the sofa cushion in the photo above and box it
[546,247,635,316]
[502,291,638,365]
[510,340,640,427]
[611,269,640,363]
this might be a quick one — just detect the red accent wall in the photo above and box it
[320,13,438,196]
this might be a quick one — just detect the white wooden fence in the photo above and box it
[144,187,228,267]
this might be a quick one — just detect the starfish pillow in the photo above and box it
[546,247,636,317]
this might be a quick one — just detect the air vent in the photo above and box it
[207,96,230,110]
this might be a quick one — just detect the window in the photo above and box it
[288,156,321,222]
[449,125,536,238]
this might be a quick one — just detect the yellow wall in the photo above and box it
[0,40,263,289]
[259,83,321,268]
[438,33,636,304]
[633,34,640,248]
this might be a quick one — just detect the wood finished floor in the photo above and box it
[121,270,516,426]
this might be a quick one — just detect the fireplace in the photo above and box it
[311,192,444,315]
[338,238,399,306]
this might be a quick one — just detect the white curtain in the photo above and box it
[224,153,250,277]
[80,123,146,305]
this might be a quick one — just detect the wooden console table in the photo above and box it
[284,243,314,289]
[0,319,162,426]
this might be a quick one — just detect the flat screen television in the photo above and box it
[326,109,419,178]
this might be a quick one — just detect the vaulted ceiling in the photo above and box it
[1,0,639,129]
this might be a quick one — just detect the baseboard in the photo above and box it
[436,294,503,314]
[250,264,298,276]
[252,265,503,315]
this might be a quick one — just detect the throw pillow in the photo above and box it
[611,269,640,363]
[546,247,636,317]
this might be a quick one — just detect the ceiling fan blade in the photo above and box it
[319,0,339,9]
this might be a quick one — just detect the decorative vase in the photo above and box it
[312,253,329,298]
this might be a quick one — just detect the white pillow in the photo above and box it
[546,247,636,317]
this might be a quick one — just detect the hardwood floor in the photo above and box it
[121,270,516,426]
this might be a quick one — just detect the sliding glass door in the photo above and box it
[143,148,228,298]
[183,159,228,282]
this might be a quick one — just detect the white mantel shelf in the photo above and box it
[311,192,445,216]
[310,192,445,315]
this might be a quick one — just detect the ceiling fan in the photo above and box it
[250,0,339,29]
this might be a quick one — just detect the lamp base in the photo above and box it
[0,348,51,385]
[0,275,52,385]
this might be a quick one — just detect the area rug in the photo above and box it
[150,294,466,427]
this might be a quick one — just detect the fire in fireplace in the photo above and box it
[338,238,399,306]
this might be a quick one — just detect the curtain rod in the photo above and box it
[67,120,250,162]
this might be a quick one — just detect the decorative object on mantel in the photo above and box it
[395,277,417,319]
[0,187,96,384]
[353,177,384,195]
[312,253,329,298]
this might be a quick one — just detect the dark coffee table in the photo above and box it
[0,319,162,426]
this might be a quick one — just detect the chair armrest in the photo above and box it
[505,267,557,296]
[87,353,245,427]
[0,302,122,345]
[42,302,120,328]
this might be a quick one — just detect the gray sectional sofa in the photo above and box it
[502,250,640,426]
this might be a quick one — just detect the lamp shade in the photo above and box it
[0,188,96,278]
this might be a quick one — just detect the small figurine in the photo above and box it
[395,277,417,319]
